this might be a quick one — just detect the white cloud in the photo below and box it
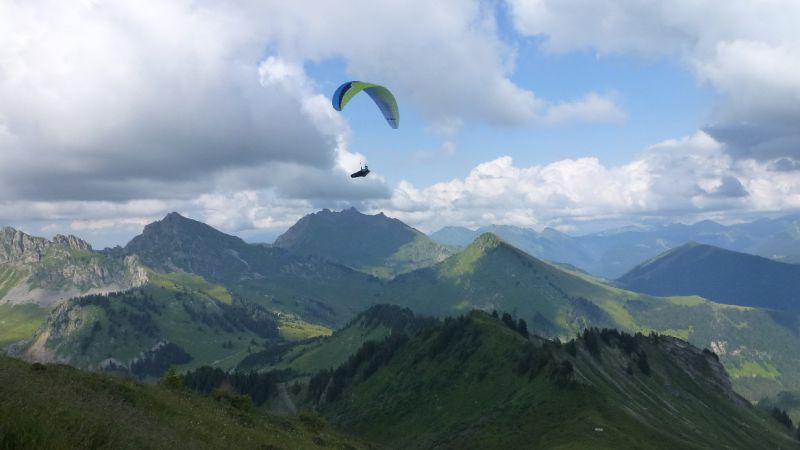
[0,0,622,209]
[373,132,800,232]
[507,0,800,160]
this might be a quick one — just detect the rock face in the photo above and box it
[0,227,147,306]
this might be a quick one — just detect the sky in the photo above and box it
[2,0,800,247]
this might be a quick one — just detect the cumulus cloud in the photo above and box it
[0,1,343,202]
[373,132,800,232]
[0,0,622,209]
[507,0,800,161]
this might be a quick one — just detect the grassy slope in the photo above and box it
[277,314,333,341]
[239,305,423,375]
[359,234,452,279]
[24,274,280,372]
[758,391,800,424]
[0,356,364,450]
[0,265,27,299]
[0,304,48,347]
[383,234,800,400]
[320,312,798,450]
[270,321,390,375]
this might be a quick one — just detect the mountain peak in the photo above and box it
[122,213,250,281]
[52,234,92,252]
[274,208,452,278]
[468,232,506,251]
[163,211,186,221]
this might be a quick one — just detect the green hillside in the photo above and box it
[274,208,452,278]
[617,242,800,310]
[312,311,799,449]
[14,273,282,375]
[238,304,432,374]
[0,304,48,347]
[759,391,800,424]
[0,356,364,450]
[120,212,381,327]
[383,234,800,400]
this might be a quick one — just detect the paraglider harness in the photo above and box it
[350,164,370,178]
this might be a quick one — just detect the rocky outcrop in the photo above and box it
[0,227,51,264]
[0,227,148,306]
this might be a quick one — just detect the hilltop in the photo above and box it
[274,208,452,278]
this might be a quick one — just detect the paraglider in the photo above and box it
[350,164,370,178]
[332,81,399,180]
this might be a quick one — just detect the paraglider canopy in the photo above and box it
[332,81,399,129]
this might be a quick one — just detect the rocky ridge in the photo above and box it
[0,227,147,306]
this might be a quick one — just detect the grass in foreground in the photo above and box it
[0,356,365,450]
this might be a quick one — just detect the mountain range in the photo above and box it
[1,209,800,404]
[431,215,800,278]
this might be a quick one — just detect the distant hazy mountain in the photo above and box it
[617,243,800,310]
[429,215,800,278]
[0,227,146,306]
[428,226,478,247]
[274,208,452,278]
[314,311,796,449]
[429,224,593,270]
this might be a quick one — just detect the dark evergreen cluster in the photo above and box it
[129,342,191,378]
[225,296,281,339]
[571,328,654,376]
[515,342,552,376]
[79,322,102,355]
[120,308,160,339]
[72,291,164,353]
[351,304,438,337]
[236,341,298,371]
[177,294,279,339]
[182,366,288,406]
[425,315,480,359]
[496,311,529,338]
[770,407,794,429]
[308,333,409,403]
